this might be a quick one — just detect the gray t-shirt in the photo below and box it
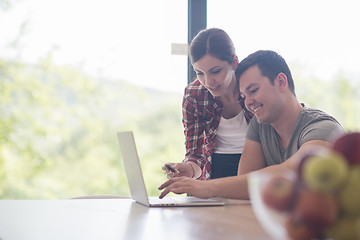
[246,106,344,166]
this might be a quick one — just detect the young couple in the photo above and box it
[161,28,343,200]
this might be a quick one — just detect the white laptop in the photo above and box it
[117,131,225,207]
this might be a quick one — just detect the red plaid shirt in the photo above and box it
[182,80,253,180]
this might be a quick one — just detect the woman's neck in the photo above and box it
[220,75,243,119]
[220,75,239,103]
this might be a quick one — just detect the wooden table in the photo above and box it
[0,199,270,240]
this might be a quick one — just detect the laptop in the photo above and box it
[117,131,225,207]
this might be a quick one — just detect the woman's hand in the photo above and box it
[162,162,196,179]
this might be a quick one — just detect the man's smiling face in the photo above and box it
[239,65,283,124]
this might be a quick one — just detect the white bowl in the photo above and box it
[248,171,296,240]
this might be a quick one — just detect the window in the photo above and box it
[0,0,188,199]
[208,0,360,130]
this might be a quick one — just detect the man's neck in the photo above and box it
[271,97,303,149]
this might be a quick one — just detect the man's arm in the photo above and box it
[211,139,332,199]
[159,139,332,200]
[237,139,266,175]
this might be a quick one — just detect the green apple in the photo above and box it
[338,166,360,216]
[325,216,360,240]
[296,145,329,181]
[303,151,349,193]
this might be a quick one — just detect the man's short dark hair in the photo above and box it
[235,50,295,95]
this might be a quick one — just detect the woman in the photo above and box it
[164,28,253,180]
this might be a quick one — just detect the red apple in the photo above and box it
[285,216,319,240]
[261,174,297,212]
[332,131,360,165]
[293,190,338,229]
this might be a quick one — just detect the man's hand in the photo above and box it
[158,177,214,199]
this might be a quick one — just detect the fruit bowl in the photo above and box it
[248,132,360,240]
[249,171,293,240]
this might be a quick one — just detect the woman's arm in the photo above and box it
[182,93,210,178]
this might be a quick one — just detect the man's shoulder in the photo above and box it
[297,106,344,141]
[300,106,340,125]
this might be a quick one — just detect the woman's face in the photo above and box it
[193,54,237,97]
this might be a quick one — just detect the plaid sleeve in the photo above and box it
[182,91,209,173]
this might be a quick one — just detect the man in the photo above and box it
[158,50,344,200]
